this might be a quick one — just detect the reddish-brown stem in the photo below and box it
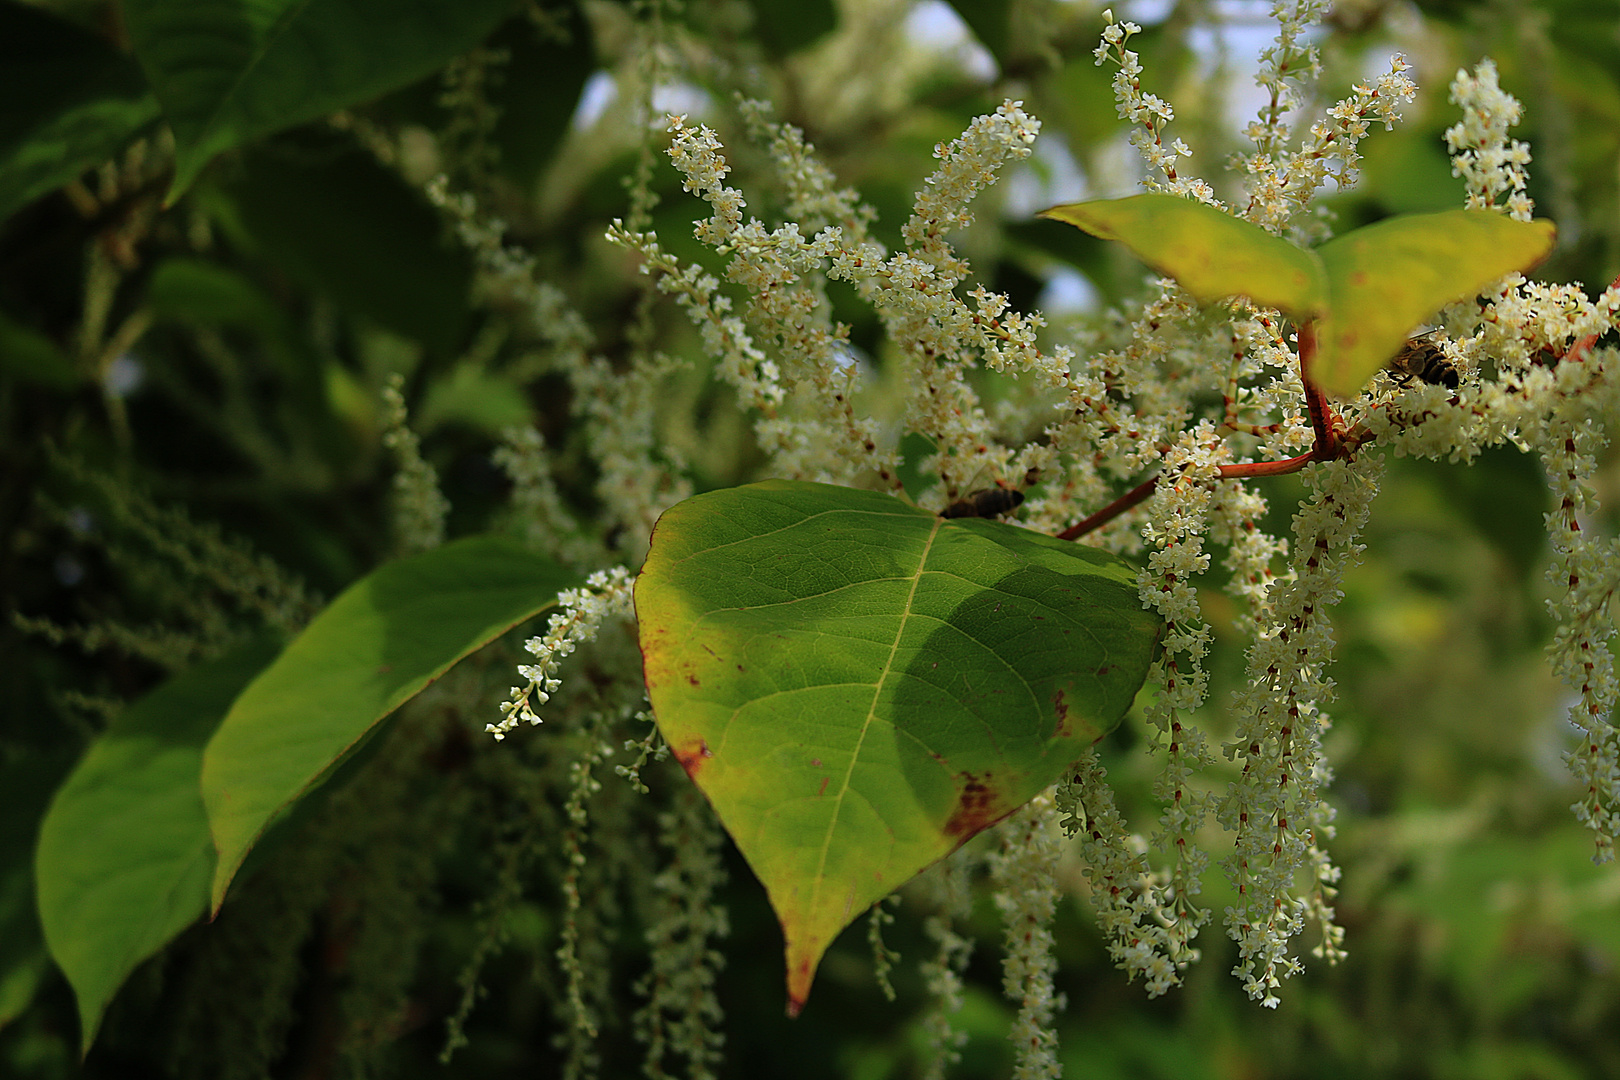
[1297,321,1342,456]
[1058,318,1357,542]
[1056,476,1160,541]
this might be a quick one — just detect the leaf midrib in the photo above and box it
[805,516,943,917]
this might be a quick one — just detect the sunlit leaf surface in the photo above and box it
[201,537,573,908]
[636,480,1161,1014]
[1043,195,1555,397]
[1040,193,1327,317]
[36,640,276,1050]
[1313,210,1556,396]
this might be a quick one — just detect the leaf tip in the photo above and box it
[785,949,817,1018]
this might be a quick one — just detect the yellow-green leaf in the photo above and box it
[636,480,1161,1014]
[1312,210,1556,397]
[1039,193,1328,317]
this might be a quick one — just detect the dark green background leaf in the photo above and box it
[0,0,161,222]
[0,310,81,391]
[123,0,519,198]
[218,139,475,357]
[745,0,838,59]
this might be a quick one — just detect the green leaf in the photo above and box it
[201,537,574,909]
[0,748,75,1032]
[1312,210,1556,397]
[147,257,284,330]
[0,0,161,222]
[1040,195,1556,398]
[35,639,279,1051]
[220,139,475,356]
[122,0,519,199]
[0,310,81,391]
[1040,194,1328,318]
[636,480,1161,1014]
[486,9,595,188]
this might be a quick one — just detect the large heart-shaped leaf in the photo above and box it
[123,0,518,199]
[1040,194,1555,397]
[201,537,573,909]
[35,638,277,1051]
[635,480,1161,1014]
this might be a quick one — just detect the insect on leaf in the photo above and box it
[1039,193,1328,318]
[1312,210,1556,397]
[635,480,1161,1016]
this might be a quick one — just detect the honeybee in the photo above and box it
[940,486,1025,519]
[1387,332,1459,390]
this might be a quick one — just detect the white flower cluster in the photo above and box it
[428,176,689,558]
[1247,0,1331,159]
[490,567,636,740]
[491,426,602,568]
[1093,9,1202,199]
[379,373,449,555]
[1243,55,1416,237]
[916,854,975,1080]
[1058,750,1201,997]
[611,101,1055,501]
[1446,60,1535,220]
[988,795,1066,1079]
[1220,457,1380,1005]
[1534,389,1620,860]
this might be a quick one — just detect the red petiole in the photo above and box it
[1058,319,1355,542]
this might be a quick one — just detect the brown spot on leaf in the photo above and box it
[787,957,813,1018]
[817,776,829,796]
[687,673,701,686]
[1052,689,1071,738]
[943,771,1014,841]
[672,739,713,779]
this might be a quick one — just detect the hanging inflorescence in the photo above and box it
[417,0,1620,1070]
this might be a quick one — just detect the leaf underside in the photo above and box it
[635,480,1161,1014]
[1042,194,1556,397]
[1312,210,1556,396]
[1040,194,1326,317]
